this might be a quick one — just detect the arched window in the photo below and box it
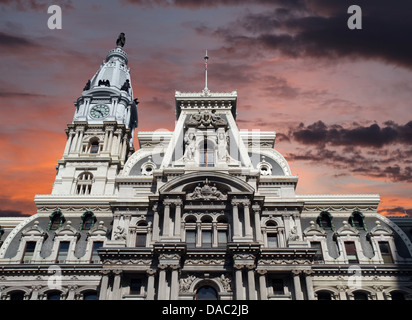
[48,209,65,230]
[136,221,148,247]
[83,291,98,300]
[76,172,93,195]
[317,291,332,300]
[199,138,214,167]
[90,139,100,154]
[353,291,368,300]
[196,286,218,300]
[81,210,96,230]
[266,220,279,248]
[349,211,366,230]
[10,291,25,300]
[47,291,62,300]
[391,291,406,300]
[317,212,333,230]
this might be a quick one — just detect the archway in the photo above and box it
[195,286,218,300]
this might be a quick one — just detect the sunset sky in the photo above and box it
[0,0,411,217]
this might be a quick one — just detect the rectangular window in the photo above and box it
[272,279,284,295]
[136,234,147,247]
[90,143,99,154]
[57,241,70,263]
[345,242,358,264]
[311,241,323,263]
[186,230,196,248]
[202,230,212,248]
[130,278,143,295]
[218,230,228,247]
[379,242,393,263]
[267,233,278,248]
[22,241,36,262]
[91,241,103,262]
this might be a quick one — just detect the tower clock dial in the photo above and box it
[90,104,110,119]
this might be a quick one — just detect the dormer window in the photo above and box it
[349,211,366,230]
[81,210,96,230]
[317,211,333,230]
[48,209,65,230]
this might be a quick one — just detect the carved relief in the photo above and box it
[186,180,227,201]
[186,110,227,129]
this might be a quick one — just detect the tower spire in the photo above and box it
[204,50,209,90]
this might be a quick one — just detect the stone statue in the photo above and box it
[289,226,299,241]
[114,226,126,240]
[116,33,126,47]
[83,79,91,91]
[183,132,196,161]
[217,131,228,161]
[219,274,231,291]
[120,79,130,91]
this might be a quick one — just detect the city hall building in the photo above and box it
[0,35,411,300]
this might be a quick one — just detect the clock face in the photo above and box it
[90,104,110,119]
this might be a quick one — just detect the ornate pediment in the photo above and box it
[186,180,227,201]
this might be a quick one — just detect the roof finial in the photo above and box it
[204,50,209,90]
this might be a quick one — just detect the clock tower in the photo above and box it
[51,33,138,196]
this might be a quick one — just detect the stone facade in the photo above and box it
[0,37,411,300]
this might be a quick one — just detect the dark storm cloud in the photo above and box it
[0,0,73,11]
[286,146,412,183]
[380,207,412,216]
[290,121,412,148]
[172,0,412,70]
[0,209,29,217]
[124,0,304,9]
[0,31,40,50]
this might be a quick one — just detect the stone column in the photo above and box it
[63,132,74,155]
[120,136,128,162]
[243,202,253,238]
[162,204,171,237]
[107,129,114,153]
[71,130,79,153]
[292,270,304,300]
[103,128,109,152]
[67,285,77,300]
[252,205,263,243]
[174,202,182,238]
[152,205,160,242]
[304,270,315,300]
[76,128,84,152]
[30,285,41,300]
[337,285,348,300]
[146,269,157,300]
[196,222,202,248]
[232,202,241,238]
[247,266,256,300]
[98,271,110,300]
[373,285,385,300]
[212,222,218,247]
[111,132,119,155]
[170,266,180,300]
[157,265,167,300]
[257,270,268,300]
[112,270,123,300]
[235,266,244,300]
